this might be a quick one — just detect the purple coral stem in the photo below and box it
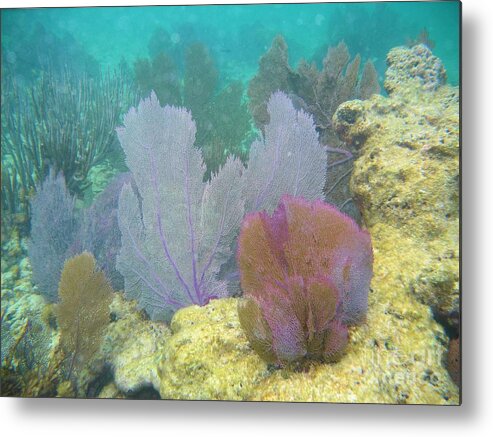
[121,202,182,308]
[126,264,182,309]
[325,146,353,170]
[144,142,196,305]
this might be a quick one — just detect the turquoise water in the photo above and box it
[2,2,460,85]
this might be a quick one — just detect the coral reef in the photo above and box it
[248,35,380,221]
[98,293,170,396]
[1,292,57,378]
[183,42,218,119]
[241,92,327,214]
[1,65,135,198]
[76,173,135,290]
[1,241,167,398]
[1,243,64,397]
[384,44,446,93]
[333,48,459,332]
[1,133,459,404]
[1,165,32,236]
[198,81,251,180]
[116,91,327,321]
[117,92,245,321]
[248,36,380,146]
[134,53,181,107]
[29,170,132,300]
[28,170,79,303]
[158,299,267,400]
[237,195,372,365]
[247,35,292,130]
[149,47,459,405]
[0,14,459,402]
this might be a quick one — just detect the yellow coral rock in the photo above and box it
[100,293,171,395]
[156,295,458,404]
[333,80,459,329]
[158,298,268,400]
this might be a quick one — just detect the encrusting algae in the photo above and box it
[152,289,457,403]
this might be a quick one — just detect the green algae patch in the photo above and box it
[156,294,458,404]
[334,80,459,330]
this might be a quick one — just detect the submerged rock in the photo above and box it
[384,44,447,93]
[153,49,459,403]
[158,298,268,401]
[1,44,459,403]
[155,294,457,404]
[333,68,459,333]
[98,293,171,395]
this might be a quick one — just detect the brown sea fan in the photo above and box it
[57,252,114,380]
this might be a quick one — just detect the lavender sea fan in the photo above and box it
[76,173,135,291]
[116,92,244,321]
[28,169,78,303]
[243,91,327,214]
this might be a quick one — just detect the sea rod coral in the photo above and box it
[237,195,373,365]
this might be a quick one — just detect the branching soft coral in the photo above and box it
[237,195,373,365]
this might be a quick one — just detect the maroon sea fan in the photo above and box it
[237,195,373,365]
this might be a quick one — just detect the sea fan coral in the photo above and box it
[116,92,244,321]
[57,252,114,385]
[116,90,330,321]
[77,172,136,290]
[242,91,327,214]
[237,195,373,365]
[28,169,79,303]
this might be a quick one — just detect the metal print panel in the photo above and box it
[0,1,461,404]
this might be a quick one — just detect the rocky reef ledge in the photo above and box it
[333,44,459,334]
[143,45,458,404]
[148,293,457,403]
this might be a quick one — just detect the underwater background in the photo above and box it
[2,2,460,85]
[1,1,460,402]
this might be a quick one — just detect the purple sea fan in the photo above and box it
[237,195,373,365]
[76,172,136,290]
[116,92,244,321]
[242,91,327,214]
[28,169,78,303]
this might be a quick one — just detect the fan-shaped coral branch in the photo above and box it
[237,195,373,365]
